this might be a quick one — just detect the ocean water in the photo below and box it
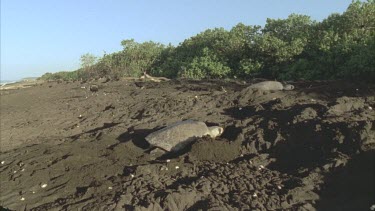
[0,80,18,86]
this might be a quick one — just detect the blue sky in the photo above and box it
[1,0,353,81]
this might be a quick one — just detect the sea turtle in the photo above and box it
[248,81,294,91]
[145,120,224,152]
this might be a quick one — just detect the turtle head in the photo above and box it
[208,126,224,138]
[283,84,294,90]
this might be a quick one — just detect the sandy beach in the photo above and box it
[0,79,374,210]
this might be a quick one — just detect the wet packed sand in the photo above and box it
[0,79,374,210]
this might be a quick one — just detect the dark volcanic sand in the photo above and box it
[0,79,374,210]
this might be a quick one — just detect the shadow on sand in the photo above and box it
[316,150,375,211]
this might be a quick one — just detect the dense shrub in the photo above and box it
[180,48,231,79]
[39,1,375,82]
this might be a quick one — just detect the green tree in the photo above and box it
[181,48,231,79]
[80,53,97,70]
[254,14,314,78]
[57,0,374,82]
[294,0,375,80]
[226,23,262,77]
[120,39,165,77]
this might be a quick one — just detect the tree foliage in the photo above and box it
[180,48,231,79]
[41,1,375,81]
[80,53,97,69]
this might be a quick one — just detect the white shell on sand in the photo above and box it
[145,120,223,152]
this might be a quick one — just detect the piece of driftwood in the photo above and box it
[141,72,170,82]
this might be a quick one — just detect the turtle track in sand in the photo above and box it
[0,79,374,210]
